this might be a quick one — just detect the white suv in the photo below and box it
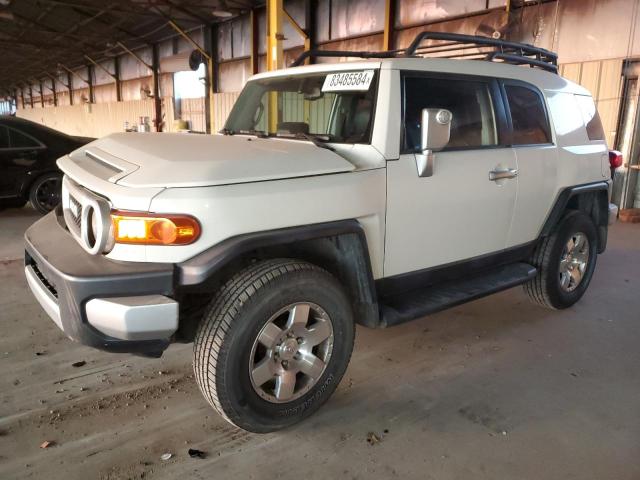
[24,32,618,432]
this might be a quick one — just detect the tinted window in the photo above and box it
[8,128,39,148]
[575,95,605,141]
[0,126,8,149]
[403,76,497,151]
[505,85,551,145]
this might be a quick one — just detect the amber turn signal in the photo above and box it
[111,211,201,245]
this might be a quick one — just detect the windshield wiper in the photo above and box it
[277,132,335,151]
[237,129,269,138]
[219,127,235,135]
[298,133,335,152]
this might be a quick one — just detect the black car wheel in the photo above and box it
[29,173,62,214]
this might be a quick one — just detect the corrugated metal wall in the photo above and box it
[17,99,159,137]
[177,97,207,132]
[559,59,624,147]
[214,92,241,131]
[11,0,640,141]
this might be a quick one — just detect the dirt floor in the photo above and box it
[1,207,639,480]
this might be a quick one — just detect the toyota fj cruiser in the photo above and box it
[24,32,619,432]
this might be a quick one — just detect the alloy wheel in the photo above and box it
[558,232,590,292]
[249,302,334,403]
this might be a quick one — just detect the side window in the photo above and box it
[403,76,498,152]
[9,128,39,148]
[574,95,605,141]
[505,85,551,145]
[0,126,9,149]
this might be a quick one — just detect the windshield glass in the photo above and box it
[224,70,378,144]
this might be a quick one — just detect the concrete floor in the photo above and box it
[0,205,40,261]
[1,208,639,480]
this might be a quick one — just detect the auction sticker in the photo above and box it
[322,70,374,92]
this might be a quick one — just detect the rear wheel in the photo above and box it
[524,211,598,309]
[193,259,354,432]
[29,172,62,214]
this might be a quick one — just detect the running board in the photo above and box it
[379,262,537,327]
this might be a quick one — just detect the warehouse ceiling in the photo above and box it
[0,0,261,92]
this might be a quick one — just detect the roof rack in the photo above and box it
[290,31,558,74]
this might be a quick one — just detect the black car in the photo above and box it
[0,116,93,214]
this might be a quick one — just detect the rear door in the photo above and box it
[500,81,557,247]
[0,125,16,197]
[0,126,45,198]
[384,72,518,277]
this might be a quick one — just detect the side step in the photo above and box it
[380,262,537,327]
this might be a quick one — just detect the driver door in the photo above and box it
[384,72,518,278]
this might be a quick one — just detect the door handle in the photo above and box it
[489,168,518,181]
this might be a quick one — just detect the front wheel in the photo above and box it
[524,211,598,309]
[193,259,355,432]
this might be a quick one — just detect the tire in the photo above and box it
[193,258,355,433]
[29,172,62,214]
[524,210,598,309]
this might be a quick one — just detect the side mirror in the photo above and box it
[416,108,452,177]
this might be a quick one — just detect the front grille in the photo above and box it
[31,262,58,299]
[61,175,111,254]
[69,195,82,228]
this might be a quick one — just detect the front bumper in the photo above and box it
[24,209,177,355]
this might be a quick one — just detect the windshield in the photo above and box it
[224,70,378,144]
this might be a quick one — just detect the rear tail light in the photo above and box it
[111,211,201,245]
[609,150,623,169]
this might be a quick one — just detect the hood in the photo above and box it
[64,132,355,188]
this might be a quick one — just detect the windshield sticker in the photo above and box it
[322,70,374,92]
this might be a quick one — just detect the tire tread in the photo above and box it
[193,259,324,429]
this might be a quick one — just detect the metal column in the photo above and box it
[267,0,284,133]
[383,0,396,51]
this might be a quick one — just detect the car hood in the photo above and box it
[62,132,355,188]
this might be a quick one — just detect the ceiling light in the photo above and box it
[212,9,233,18]
[212,0,233,18]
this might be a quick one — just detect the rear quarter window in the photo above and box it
[574,95,606,141]
[505,84,552,145]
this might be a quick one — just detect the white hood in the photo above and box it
[63,132,355,188]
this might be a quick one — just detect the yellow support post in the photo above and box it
[267,0,284,133]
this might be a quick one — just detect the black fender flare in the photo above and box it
[177,219,381,328]
[540,181,610,253]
